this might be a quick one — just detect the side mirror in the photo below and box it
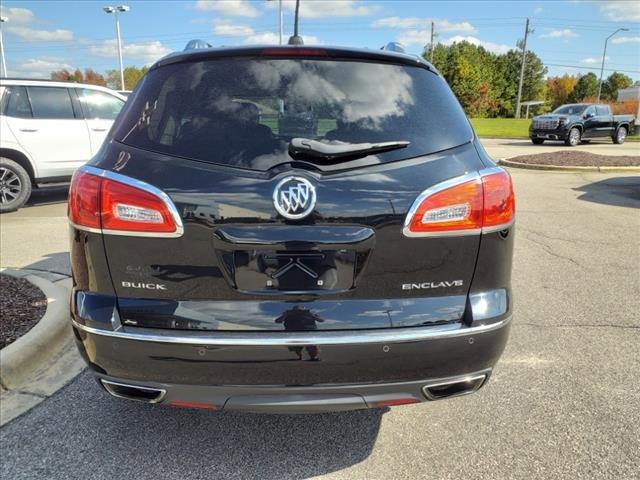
[584,112,595,119]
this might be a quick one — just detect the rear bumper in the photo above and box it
[72,314,511,412]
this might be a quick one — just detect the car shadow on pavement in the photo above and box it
[22,252,71,277]
[574,176,640,209]
[24,186,69,207]
[0,371,385,480]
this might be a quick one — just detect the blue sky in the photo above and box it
[1,0,639,81]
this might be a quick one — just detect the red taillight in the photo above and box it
[68,168,181,237]
[101,178,177,233]
[481,170,515,230]
[404,168,515,237]
[68,170,101,230]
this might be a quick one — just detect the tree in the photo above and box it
[569,72,598,102]
[546,74,578,109]
[601,72,633,101]
[50,68,106,86]
[106,66,149,90]
[427,42,546,118]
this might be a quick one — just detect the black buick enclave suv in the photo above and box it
[68,45,515,413]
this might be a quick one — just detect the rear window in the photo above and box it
[114,58,473,170]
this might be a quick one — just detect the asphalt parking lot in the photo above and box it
[1,154,639,479]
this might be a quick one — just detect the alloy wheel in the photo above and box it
[569,129,580,146]
[0,167,22,205]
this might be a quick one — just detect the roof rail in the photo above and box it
[184,39,212,51]
[381,42,406,54]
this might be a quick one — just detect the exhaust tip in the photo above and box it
[422,374,487,401]
[100,379,166,404]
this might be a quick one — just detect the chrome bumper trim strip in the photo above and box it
[72,315,511,346]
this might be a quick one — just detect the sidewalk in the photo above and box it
[0,268,85,426]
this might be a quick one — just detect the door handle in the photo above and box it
[19,128,38,132]
[91,128,108,132]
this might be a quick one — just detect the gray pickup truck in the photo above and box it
[529,104,635,146]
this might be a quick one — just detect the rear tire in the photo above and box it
[565,127,581,147]
[613,126,627,144]
[0,158,32,213]
[531,138,544,145]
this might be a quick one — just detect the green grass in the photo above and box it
[470,117,639,141]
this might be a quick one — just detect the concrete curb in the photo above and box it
[0,269,85,426]
[498,158,640,173]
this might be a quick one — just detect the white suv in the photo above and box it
[0,79,126,212]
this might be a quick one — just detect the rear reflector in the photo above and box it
[68,167,183,237]
[403,167,515,237]
[168,401,217,410]
[370,397,421,408]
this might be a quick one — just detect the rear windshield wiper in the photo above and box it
[288,138,410,163]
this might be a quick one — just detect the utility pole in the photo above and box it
[429,21,435,63]
[515,18,531,119]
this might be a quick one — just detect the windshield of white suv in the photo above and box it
[113,58,473,170]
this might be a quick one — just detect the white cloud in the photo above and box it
[373,17,477,34]
[396,29,431,47]
[611,36,640,45]
[598,1,640,21]
[276,0,379,18]
[398,30,512,55]
[5,25,74,42]
[540,29,578,39]
[0,6,35,24]
[90,40,171,65]
[10,57,72,78]
[581,56,607,64]
[1,6,74,42]
[195,0,259,17]
[213,20,254,36]
[441,35,512,55]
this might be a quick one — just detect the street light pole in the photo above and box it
[103,5,130,91]
[279,0,283,45]
[596,27,629,102]
[0,16,8,78]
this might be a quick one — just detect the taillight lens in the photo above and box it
[68,168,181,236]
[406,178,483,235]
[68,170,101,230]
[101,178,177,233]
[481,170,515,230]
[404,169,515,237]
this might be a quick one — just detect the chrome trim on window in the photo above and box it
[402,166,514,238]
[71,315,511,346]
[68,165,184,238]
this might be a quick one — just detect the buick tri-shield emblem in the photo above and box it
[273,176,317,220]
